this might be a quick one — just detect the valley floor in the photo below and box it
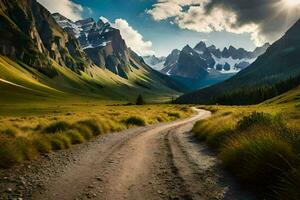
[0,109,254,200]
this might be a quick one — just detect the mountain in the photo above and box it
[143,55,166,71]
[166,45,209,79]
[158,41,269,91]
[52,13,132,78]
[161,49,180,74]
[162,41,270,77]
[176,19,300,104]
[0,0,186,104]
[0,0,92,77]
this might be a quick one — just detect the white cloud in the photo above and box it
[37,0,83,21]
[113,19,155,56]
[147,0,300,46]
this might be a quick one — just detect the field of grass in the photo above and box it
[0,103,193,168]
[192,86,300,199]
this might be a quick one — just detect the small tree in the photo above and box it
[136,95,146,105]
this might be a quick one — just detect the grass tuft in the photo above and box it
[44,121,71,134]
[66,130,85,144]
[72,124,93,140]
[33,137,52,153]
[0,137,24,168]
[167,112,181,119]
[276,167,300,200]
[1,127,19,137]
[75,120,102,136]
[236,112,284,131]
[50,137,65,150]
[123,116,146,127]
[220,132,297,190]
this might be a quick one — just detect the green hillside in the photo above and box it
[0,56,180,104]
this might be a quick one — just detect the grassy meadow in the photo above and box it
[192,86,300,199]
[0,102,192,169]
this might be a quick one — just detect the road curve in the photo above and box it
[0,108,254,200]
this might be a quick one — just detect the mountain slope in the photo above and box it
[0,0,91,77]
[0,55,184,104]
[176,19,300,104]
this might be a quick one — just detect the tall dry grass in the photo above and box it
[0,104,192,168]
[193,110,300,199]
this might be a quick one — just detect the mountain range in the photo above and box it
[145,42,269,76]
[143,55,166,71]
[144,42,269,90]
[0,0,186,103]
[176,19,300,104]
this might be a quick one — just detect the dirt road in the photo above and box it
[0,109,254,200]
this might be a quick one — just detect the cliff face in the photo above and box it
[53,13,135,79]
[0,0,91,77]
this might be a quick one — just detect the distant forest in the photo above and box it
[212,73,300,105]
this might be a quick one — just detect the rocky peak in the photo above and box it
[222,47,230,58]
[208,45,216,50]
[182,45,195,54]
[228,45,236,52]
[170,49,180,56]
[252,43,270,57]
[194,41,207,52]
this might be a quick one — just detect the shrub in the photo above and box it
[236,112,283,131]
[75,120,102,136]
[33,137,52,153]
[57,134,71,149]
[167,112,181,119]
[179,106,189,112]
[66,130,85,144]
[72,124,93,140]
[0,137,24,168]
[99,119,125,133]
[14,138,38,160]
[136,95,146,105]
[123,116,146,127]
[206,127,233,149]
[44,121,71,134]
[220,132,298,192]
[1,127,18,137]
[276,167,300,200]
[192,120,210,141]
[156,116,164,122]
[50,137,65,150]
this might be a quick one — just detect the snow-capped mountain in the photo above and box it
[143,55,166,71]
[52,13,132,78]
[52,13,113,50]
[161,41,270,78]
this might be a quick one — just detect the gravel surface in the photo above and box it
[0,109,256,200]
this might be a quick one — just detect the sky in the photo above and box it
[38,0,300,57]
